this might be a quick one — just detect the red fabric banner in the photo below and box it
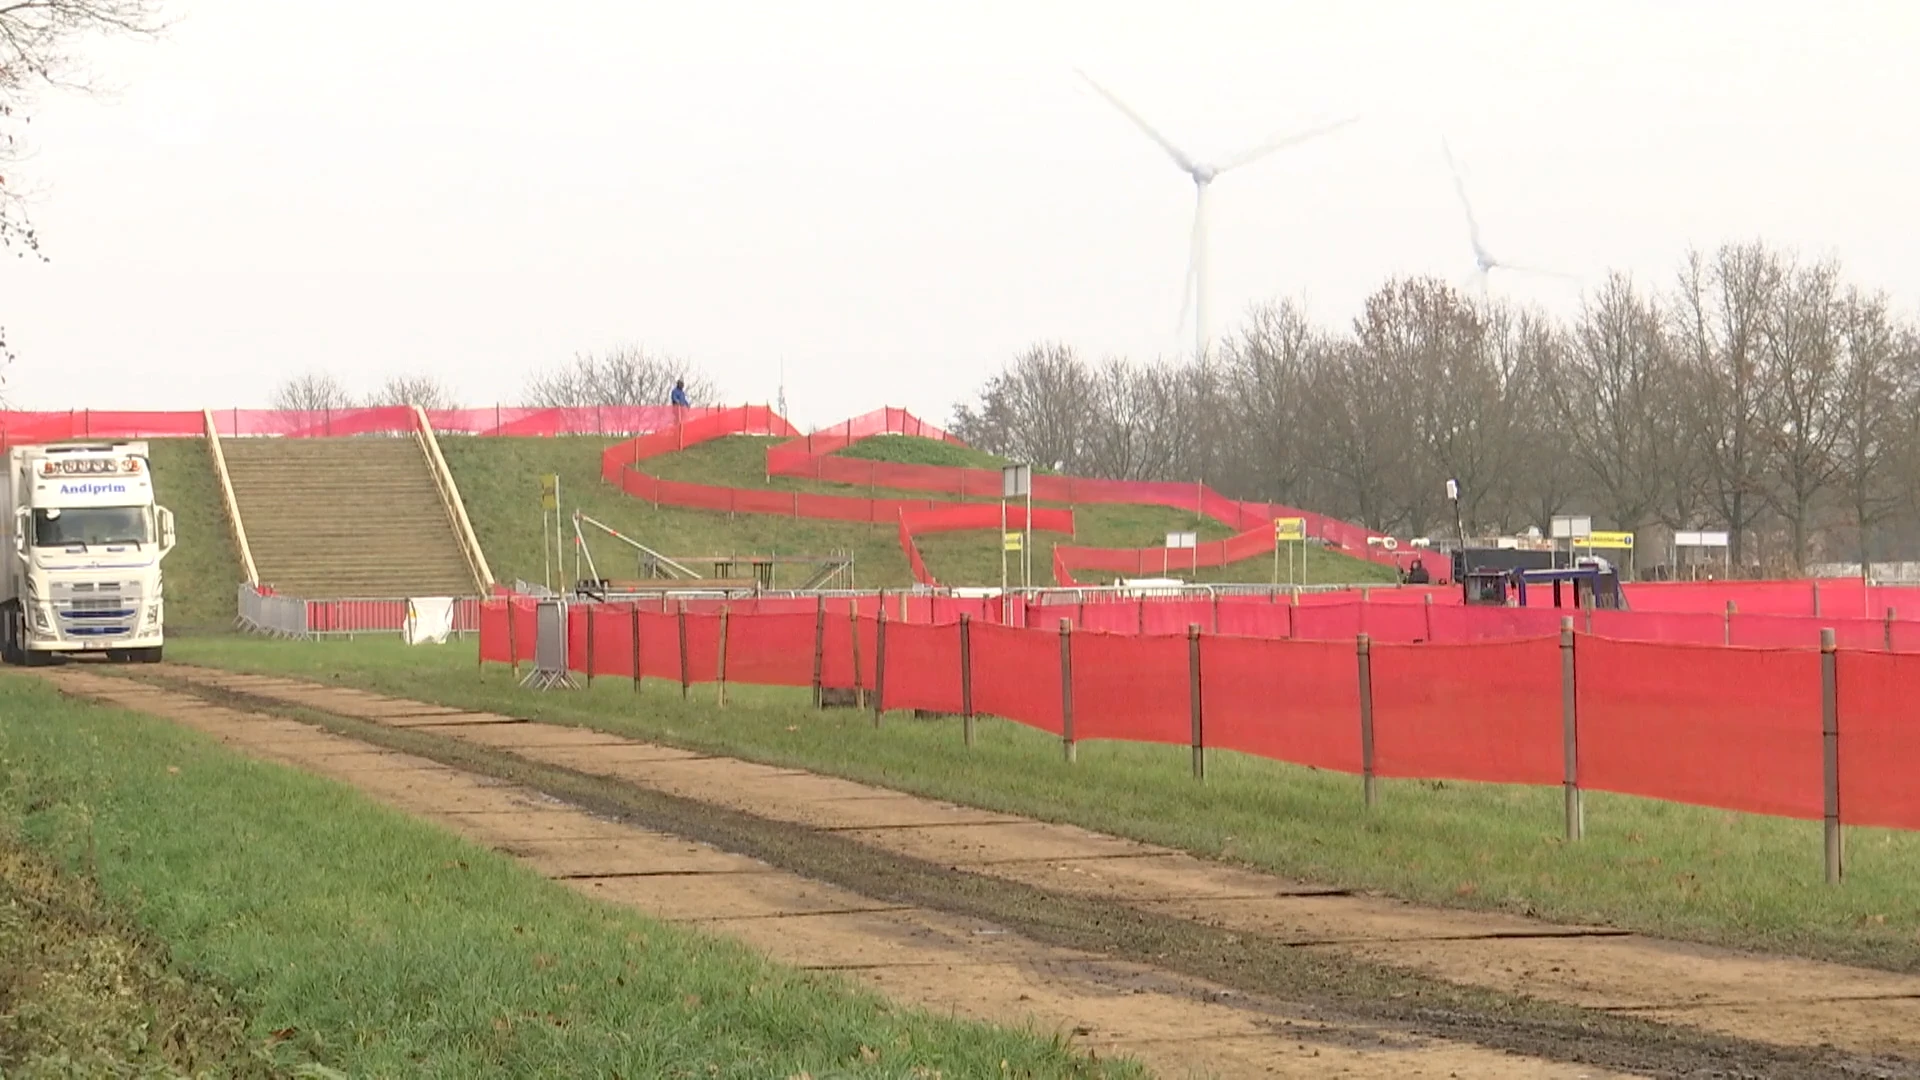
[881,621,965,714]
[969,623,1063,735]
[1070,632,1192,746]
[1199,637,1362,772]
[1833,651,1920,830]
[1576,638,1823,819]
[1370,639,1563,785]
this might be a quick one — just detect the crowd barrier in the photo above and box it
[478,596,1920,867]
[238,585,482,637]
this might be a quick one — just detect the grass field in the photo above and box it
[0,671,1135,1078]
[175,635,1920,975]
[442,434,1394,591]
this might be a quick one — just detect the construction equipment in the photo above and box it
[1463,557,1627,611]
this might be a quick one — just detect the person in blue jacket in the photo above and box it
[669,379,691,408]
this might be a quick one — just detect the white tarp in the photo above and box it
[403,597,456,645]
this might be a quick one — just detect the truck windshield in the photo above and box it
[33,507,151,548]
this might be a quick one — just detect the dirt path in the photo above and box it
[34,667,1648,1080]
[138,664,1920,1066]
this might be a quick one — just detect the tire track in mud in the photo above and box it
[47,664,1920,1079]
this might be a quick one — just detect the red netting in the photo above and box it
[1427,605,1564,642]
[478,600,511,663]
[585,605,638,679]
[1587,609,1726,646]
[1293,603,1361,641]
[1071,632,1191,745]
[1370,638,1563,785]
[881,621,964,714]
[819,609,877,691]
[635,610,684,682]
[1141,600,1215,636]
[1833,650,1920,829]
[1575,638,1823,819]
[1216,601,1291,639]
[1200,637,1362,772]
[723,611,817,688]
[969,623,1063,735]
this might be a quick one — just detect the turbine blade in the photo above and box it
[1217,114,1359,173]
[1075,68,1197,174]
[1440,136,1486,253]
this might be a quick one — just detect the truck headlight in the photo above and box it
[146,603,160,627]
[32,608,51,631]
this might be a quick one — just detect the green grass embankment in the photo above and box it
[0,671,1133,1078]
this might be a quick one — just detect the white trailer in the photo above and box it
[0,441,176,665]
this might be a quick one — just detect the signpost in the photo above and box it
[1274,517,1306,585]
[1165,530,1198,574]
[1674,529,1732,580]
[1587,529,1636,579]
[540,474,560,592]
[1550,514,1593,569]
[1002,464,1032,591]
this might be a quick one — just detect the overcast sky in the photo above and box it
[0,1,1913,429]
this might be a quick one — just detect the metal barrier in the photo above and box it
[236,583,312,638]
[236,585,481,639]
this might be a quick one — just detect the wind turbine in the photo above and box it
[1076,69,1357,362]
[1440,137,1573,300]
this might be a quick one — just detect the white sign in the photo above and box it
[404,597,455,645]
[1445,478,1459,501]
[1001,464,1032,498]
[1166,532,1198,550]
[1550,515,1593,540]
[1675,531,1731,548]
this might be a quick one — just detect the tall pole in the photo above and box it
[1024,484,1033,589]
[1000,497,1008,594]
[1194,179,1211,363]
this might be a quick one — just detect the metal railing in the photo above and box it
[237,585,482,640]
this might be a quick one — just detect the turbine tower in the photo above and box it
[1076,69,1356,362]
[1441,137,1572,300]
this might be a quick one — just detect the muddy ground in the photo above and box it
[39,664,1920,1080]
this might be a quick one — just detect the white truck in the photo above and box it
[0,441,175,665]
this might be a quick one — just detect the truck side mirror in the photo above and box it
[156,507,176,556]
[12,508,24,562]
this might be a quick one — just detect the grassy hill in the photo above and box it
[143,433,1392,617]
[149,439,246,632]
[442,435,1393,590]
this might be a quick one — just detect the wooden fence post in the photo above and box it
[631,604,642,693]
[677,602,690,700]
[960,614,975,748]
[1813,579,1823,618]
[1059,618,1076,763]
[716,606,730,707]
[1422,592,1433,642]
[1561,615,1583,841]
[1189,624,1205,782]
[1357,633,1376,808]
[508,601,519,679]
[1724,601,1736,646]
[1885,607,1896,652]
[872,606,888,726]
[1822,628,1843,884]
[850,600,865,709]
[811,597,827,708]
[584,605,596,688]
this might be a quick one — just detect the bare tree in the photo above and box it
[1490,305,1580,534]
[1673,243,1785,567]
[367,373,459,412]
[1760,257,1845,570]
[0,0,166,378]
[1218,301,1317,506]
[950,343,1096,471]
[271,371,355,413]
[524,345,717,407]
[1553,273,1678,533]
[1833,289,1920,568]
[1353,278,1483,535]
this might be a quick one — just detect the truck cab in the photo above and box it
[0,442,176,665]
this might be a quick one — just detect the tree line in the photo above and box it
[950,242,1920,574]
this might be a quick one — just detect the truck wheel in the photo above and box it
[0,605,19,667]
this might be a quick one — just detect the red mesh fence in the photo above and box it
[478,600,512,663]
[1216,602,1292,639]
[1140,600,1216,636]
[969,622,1063,735]
[819,611,879,692]
[1833,651,1920,830]
[0,405,767,447]
[1587,609,1727,646]
[1071,633,1192,746]
[1370,639,1563,785]
[1575,638,1823,819]
[636,611,685,682]
[1200,637,1362,772]
[723,611,817,688]
[586,604,638,679]
[881,621,964,714]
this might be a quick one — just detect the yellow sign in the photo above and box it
[1274,517,1307,542]
[1003,532,1023,552]
[1587,530,1634,549]
[540,474,559,511]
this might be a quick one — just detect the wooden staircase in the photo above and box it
[220,436,479,599]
